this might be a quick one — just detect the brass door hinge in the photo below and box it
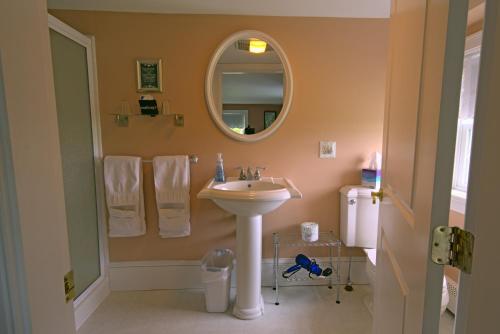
[371,189,384,204]
[431,226,474,274]
[64,270,75,303]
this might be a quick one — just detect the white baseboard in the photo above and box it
[73,275,110,330]
[109,257,368,291]
[109,260,203,291]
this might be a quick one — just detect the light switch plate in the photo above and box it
[320,141,336,159]
[174,114,184,127]
[114,114,129,127]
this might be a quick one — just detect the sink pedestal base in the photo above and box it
[233,215,263,320]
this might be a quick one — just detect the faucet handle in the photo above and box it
[246,167,254,180]
[254,167,266,180]
[235,166,246,180]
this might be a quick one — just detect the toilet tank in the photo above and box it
[340,185,380,248]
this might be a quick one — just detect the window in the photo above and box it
[222,110,248,134]
[451,32,481,213]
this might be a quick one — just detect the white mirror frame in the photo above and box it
[205,30,294,142]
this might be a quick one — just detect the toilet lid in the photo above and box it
[364,248,377,265]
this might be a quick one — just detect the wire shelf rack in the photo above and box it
[272,231,342,305]
[274,231,342,248]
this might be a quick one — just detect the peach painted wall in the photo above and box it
[50,10,389,261]
[449,210,465,229]
[467,0,484,34]
[467,20,483,35]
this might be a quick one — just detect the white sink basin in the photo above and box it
[198,177,302,216]
[197,176,301,320]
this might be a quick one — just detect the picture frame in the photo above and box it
[136,59,163,92]
[264,111,278,129]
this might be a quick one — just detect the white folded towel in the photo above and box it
[153,156,190,238]
[104,156,146,237]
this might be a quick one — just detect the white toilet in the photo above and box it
[339,185,449,315]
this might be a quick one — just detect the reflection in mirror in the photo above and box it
[213,38,284,135]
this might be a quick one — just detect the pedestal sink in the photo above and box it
[198,177,302,319]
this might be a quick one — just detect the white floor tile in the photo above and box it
[78,286,373,334]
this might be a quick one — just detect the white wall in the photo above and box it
[0,0,76,333]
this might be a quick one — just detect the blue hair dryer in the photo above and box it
[282,254,333,279]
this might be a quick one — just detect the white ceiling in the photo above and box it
[47,0,391,18]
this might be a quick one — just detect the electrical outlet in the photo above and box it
[320,141,336,159]
[174,114,184,127]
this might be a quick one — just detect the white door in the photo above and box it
[0,54,31,334]
[0,0,76,332]
[373,0,469,333]
[455,0,500,332]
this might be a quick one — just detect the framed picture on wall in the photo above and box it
[264,111,278,129]
[136,59,163,92]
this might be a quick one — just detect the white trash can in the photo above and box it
[201,249,234,313]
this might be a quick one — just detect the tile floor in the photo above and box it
[78,285,454,334]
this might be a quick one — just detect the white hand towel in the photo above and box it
[153,156,190,238]
[104,156,146,237]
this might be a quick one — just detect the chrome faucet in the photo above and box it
[236,166,266,180]
[236,167,246,180]
[254,167,266,180]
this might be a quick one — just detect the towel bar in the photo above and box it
[142,155,198,164]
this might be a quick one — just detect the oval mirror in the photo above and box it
[205,30,293,142]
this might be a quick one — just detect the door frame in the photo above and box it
[454,0,500,331]
[0,55,32,334]
[48,14,109,329]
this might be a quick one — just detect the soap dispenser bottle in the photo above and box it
[214,153,225,182]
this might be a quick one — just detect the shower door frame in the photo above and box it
[48,14,109,329]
